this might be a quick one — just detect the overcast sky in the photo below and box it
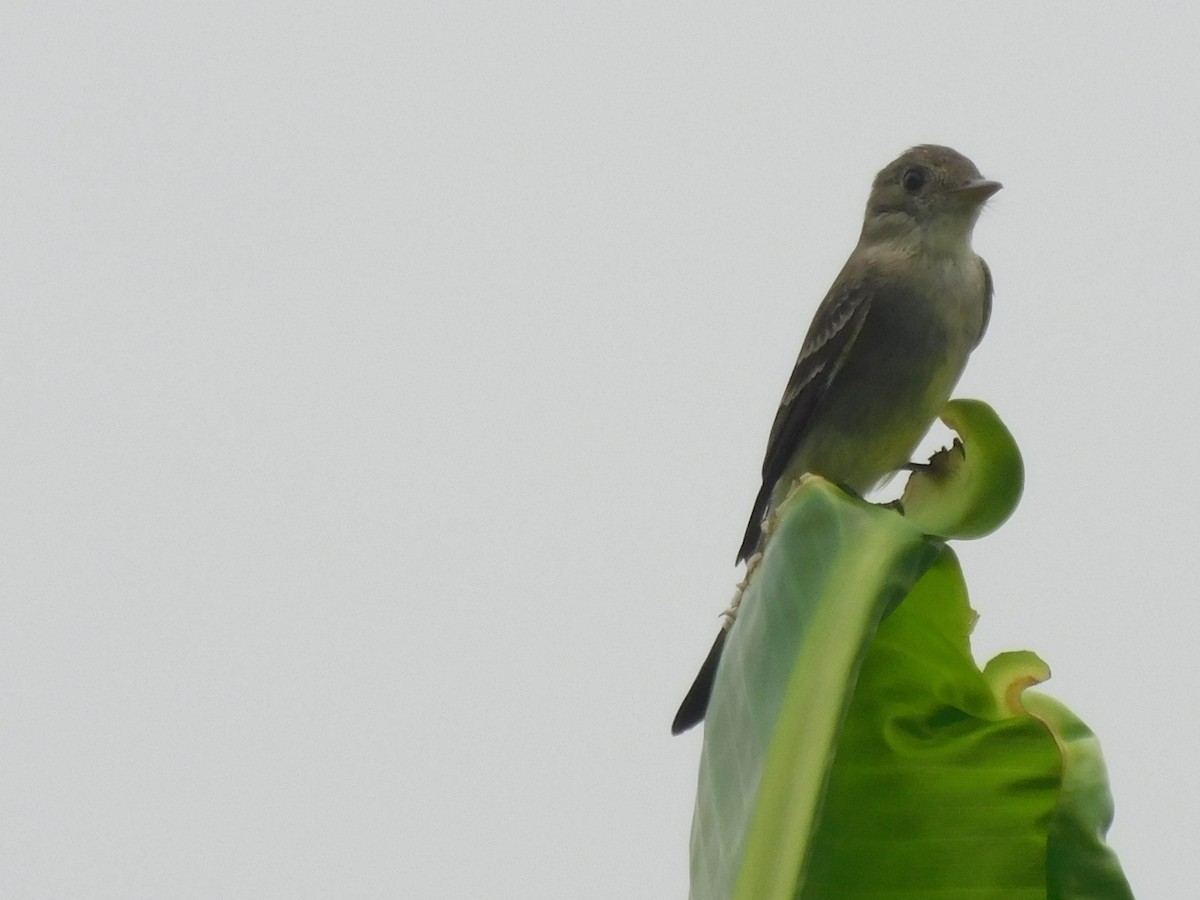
[2,3,1197,898]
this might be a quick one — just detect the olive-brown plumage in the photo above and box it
[673,145,1000,735]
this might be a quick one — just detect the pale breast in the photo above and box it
[776,248,988,497]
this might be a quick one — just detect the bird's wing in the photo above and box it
[975,259,994,347]
[737,280,872,562]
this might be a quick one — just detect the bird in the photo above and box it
[671,145,1000,735]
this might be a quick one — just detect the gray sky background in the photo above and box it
[2,4,1197,897]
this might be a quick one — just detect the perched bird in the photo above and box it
[672,145,1000,735]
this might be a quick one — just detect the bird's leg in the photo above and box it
[833,480,866,501]
[831,478,905,513]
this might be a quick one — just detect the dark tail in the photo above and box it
[671,628,728,735]
[736,480,772,563]
[677,480,768,734]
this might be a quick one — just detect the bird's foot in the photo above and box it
[833,480,866,501]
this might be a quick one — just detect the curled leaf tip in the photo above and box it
[983,650,1052,716]
[901,399,1024,540]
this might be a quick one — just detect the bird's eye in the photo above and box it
[901,168,927,194]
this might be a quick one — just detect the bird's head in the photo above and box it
[860,145,1000,253]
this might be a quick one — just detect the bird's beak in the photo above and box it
[952,178,1003,204]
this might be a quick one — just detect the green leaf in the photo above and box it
[686,410,1132,898]
[901,398,1024,540]
[1024,693,1136,900]
[688,477,938,900]
[800,548,1065,898]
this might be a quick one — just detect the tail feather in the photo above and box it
[736,480,772,563]
[670,628,728,735]
[675,480,768,734]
